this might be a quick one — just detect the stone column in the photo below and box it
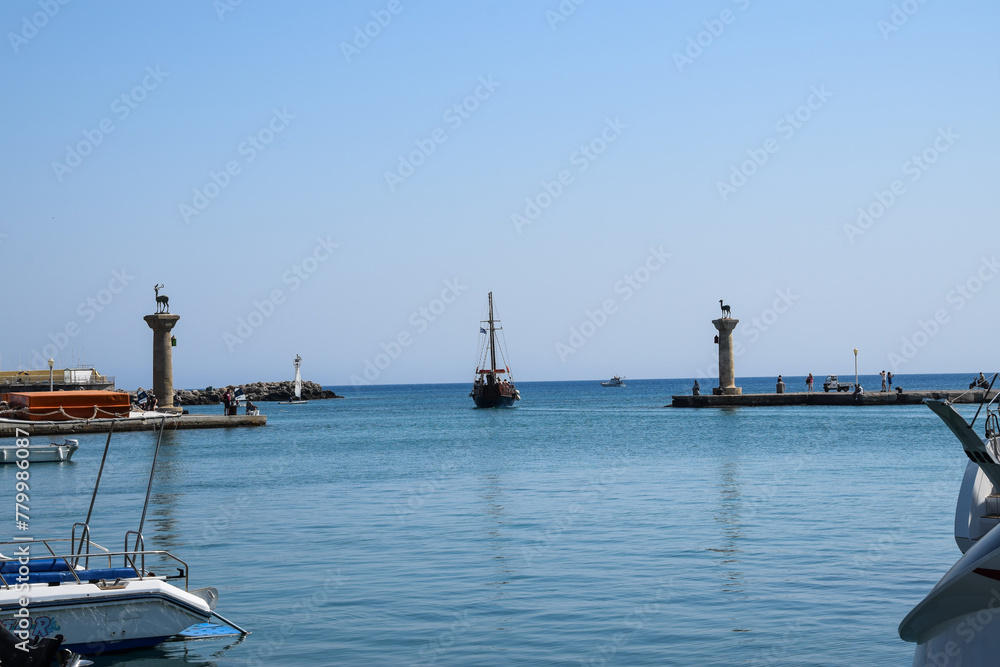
[712,318,742,395]
[143,313,181,413]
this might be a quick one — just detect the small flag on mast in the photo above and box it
[480,327,487,334]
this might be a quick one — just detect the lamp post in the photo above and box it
[853,348,858,389]
[48,357,54,391]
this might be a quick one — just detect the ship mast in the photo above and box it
[488,292,497,384]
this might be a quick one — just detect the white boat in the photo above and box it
[600,376,625,387]
[278,354,309,404]
[0,438,78,463]
[0,542,219,652]
[899,380,1000,664]
[0,421,246,654]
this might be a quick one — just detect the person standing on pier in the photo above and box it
[880,370,887,392]
[887,371,894,390]
[806,373,814,392]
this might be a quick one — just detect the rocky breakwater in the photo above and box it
[171,381,342,406]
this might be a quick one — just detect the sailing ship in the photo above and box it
[278,354,309,404]
[470,292,520,408]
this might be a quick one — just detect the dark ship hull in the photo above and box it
[471,384,518,408]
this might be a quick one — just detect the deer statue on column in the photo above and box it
[154,284,170,314]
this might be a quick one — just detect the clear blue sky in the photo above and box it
[3,1,998,390]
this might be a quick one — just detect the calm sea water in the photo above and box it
[5,373,989,666]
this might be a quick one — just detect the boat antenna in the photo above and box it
[136,417,167,542]
[83,421,116,529]
[75,420,116,561]
[970,372,999,429]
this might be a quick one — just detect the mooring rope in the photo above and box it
[0,404,141,421]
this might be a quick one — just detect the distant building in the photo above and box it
[0,366,115,394]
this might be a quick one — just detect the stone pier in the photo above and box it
[670,389,998,408]
[712,317,742,395]
[143,313,181,413]
[0,414,266,436]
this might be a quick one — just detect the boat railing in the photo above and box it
[69,522,99,569]
[124,530,146,575]
[987,411,1000,440]
[0,537,190,591]
[0,375,115,388]
[982,379,1000,438]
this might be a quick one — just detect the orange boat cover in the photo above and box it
[7,391,131,421]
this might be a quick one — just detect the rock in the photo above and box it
[132,381,342,406]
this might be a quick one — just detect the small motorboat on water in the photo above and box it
[0,439,78,464]
[470,292,520,408]
[0,421,246,654]
[899,373,1000,664]
[601,376,625,387]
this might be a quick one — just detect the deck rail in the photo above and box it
[0,375,115,387]
[0,536,190,591]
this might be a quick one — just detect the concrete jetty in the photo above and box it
[670,389,998,408]
[0,413,266,437]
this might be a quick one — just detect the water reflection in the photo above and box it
[87,633,245,666]
[138,430,184,575]
[479,473,514,635]
[480,474,512,595]
[709,459,746,597]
